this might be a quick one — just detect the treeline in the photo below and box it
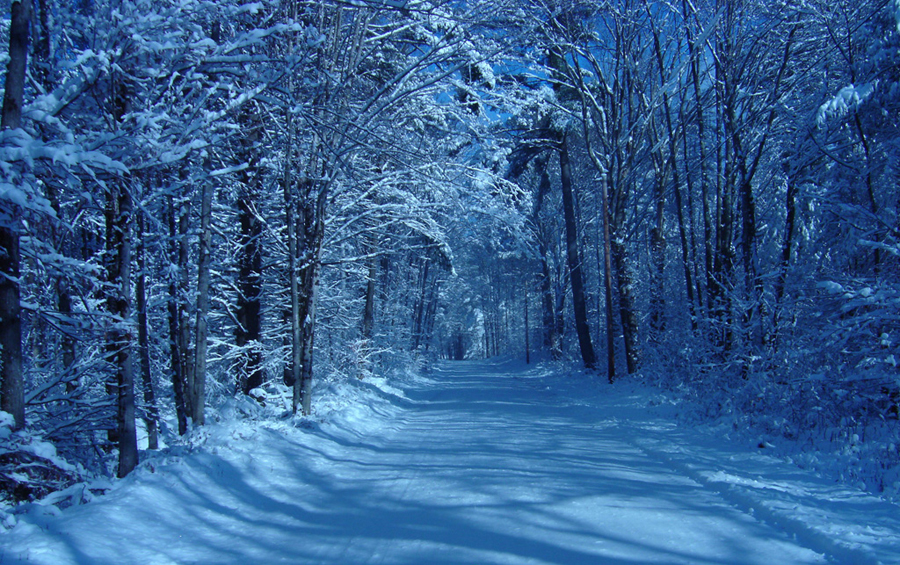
[472,0,899,492]
[0,0,516,498]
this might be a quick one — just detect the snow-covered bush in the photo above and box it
[0,412,81,507]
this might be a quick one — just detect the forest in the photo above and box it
[1,0,898,506]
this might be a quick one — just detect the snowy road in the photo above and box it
[3,360,900,564]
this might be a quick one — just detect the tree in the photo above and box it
[0,0,32,431]
[562,0,651,374]
[558,132,597,368]
[103,172,138,477]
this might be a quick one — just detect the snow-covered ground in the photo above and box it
[3,359,900,564]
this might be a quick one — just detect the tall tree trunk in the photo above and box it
[43,179,78,392]
[646,12,693,335]
[711,37,737,353]
[524,282,530,365]
[236,124,263,395]
[177,198,194,413]
[0,0,32,431]
[539,247,561,359]
[105,178,138,477]
[724,71,760,348]
[0,227,24,430]
[575,87,617,380]
[362,247,377,341]
[600,172,616,382]
[736,19,795,349]
[547,44,596,368]
[773,169,798,345]
[648,144,667,338]
[136,208,158,450]
[58,279,76,392]
[1,0,30,130]
[684,0,713,319]
[298,255,320,417]
[167,195,189,435]
[533,163,561,359]
[611,234,639,374]
[192,178,213,425]
[423,277,440,353]
[609,168,639,374]
[678,111,701,332]
[412,258,430,352]
[284,177,302,398]
[296,179,326,416]
[282,13,305,394]
[559,134,596,369]
[736,144,760,345]
[32,0,49,86]
[106,70,138,475]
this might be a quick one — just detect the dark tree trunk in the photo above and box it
[105,179,138,478]
[167,195,189,435]
[192,178,213,425]
[362,250,377,341]
[59,279,76,392]
[647,119,667,340]
[177,198,194,413]
[737,152,760,344]
[43,179,78,393]
[136,208,158,450]
[284,178,302,394]
[33,0,49,86]
[538,246,561,359]
[559,135,596,369]
[0,227,23,430]
[649,157,667,338]
[524,283,530,365]
[412,258,430,352]
[683,0,713,320]
[423,277,440,352]
[611,234,639,374]
[106,70,138,475]
[533,163,561,359]
[609,166,639,374]
[773,170,798,344]
[711,45,737,353]
[600,172,616,383]
[282,61,304,392]
[0,0,32,431]
[1,0,31,130]
[676,113,700,332]
[736,20,794,349]
[296,179,326,416]
[236,140,263,396]
[297,249,319,417]
[648,13,694,336]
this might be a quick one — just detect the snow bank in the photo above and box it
[0,366,414,532]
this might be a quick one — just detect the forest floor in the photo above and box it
[3,359,900,564]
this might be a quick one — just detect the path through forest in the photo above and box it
[3,360,900,564]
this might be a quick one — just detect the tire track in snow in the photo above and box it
[320,362,832,564]
[360,418,430,565]
[621,425,887,565]
[323,376,458,564]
